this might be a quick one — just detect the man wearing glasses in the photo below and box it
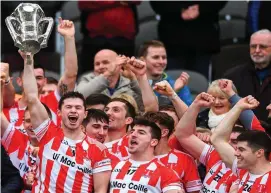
[223,29,271,121]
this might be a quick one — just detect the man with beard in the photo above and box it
[21,50,111,192]
[223,29,271,121]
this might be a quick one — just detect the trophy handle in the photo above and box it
[38,17,54,48]
[5,16,23,48]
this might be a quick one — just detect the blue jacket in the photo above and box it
[150,73,192,106]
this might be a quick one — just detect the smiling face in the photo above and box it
[59,98,87,131]
[143,46,167,79]
[208,90,231,115]
[250,33,271,67]
[104,101,132,131]
[85,119,109,143]
[234,141,258,169]
[23,110,36,139]
[128,125,158,155]
[94,49,118,75]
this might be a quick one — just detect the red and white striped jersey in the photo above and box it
[3,101,26,134]
[105,135,130,161]
[40,90,61,126]
[110,158,183,193]
[232,159,271,193]
[156,149,202,192]
[199,144,237,193]
[32,119,112,193]
[2,123,38,193]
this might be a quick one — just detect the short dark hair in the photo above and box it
[138,40,165,57]
[25,102,52,119]
[108,98,136,118]
[19,63,46,77]
[82,109,109,127]
[237,130,271,160]
[133,117,161,141]
[46,77,58,85]
[232,125,247,134]
[58,91,86,110]
[144,111,174,138]
[86,94,111,108]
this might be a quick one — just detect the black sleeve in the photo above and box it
[150,1,187,16]
[196,109,210,129]
[1,145,24,193]
[198,1,228,16]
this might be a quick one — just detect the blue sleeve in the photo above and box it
[176,85,193,106]
[229,94,254,130]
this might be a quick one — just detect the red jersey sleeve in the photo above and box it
[87,138,112,174]
[181,154,202,192]
[2,123,28,155]
[160,166,184,193]
[199,144,222,171]
[33,119,61,145]
[168,135,186,152]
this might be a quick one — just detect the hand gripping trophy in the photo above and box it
[5,3,54,57]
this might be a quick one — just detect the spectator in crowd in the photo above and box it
[110,117,185,193]
[85,93,111,110]
[76,50,144,108]
[77,49,159,112]
[223,29,271,121]
[138,40,193,106]
[21,49,111,192]
[246,1,271,37]
[144,111,202,193]
[210,97,271,192]
[78,1,140,74]
[3,18,78,127]
[41,77,58,97]
[150,1,227,79]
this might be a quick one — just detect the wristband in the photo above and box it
[4,77,10,85]
[168,92,178,100]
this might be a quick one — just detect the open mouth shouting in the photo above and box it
[129,139,138,148]
[68,114,79,124]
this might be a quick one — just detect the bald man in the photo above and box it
[76,49,144,109]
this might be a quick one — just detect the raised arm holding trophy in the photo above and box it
[5,3,54,55]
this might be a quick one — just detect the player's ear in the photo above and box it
[150,138,159,147]
[161,129,169,138]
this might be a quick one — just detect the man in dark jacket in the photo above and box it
[223,29,271,121]
[1,145,24,193]
[150,1,227,79]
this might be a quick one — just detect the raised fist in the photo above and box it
[57,17,75,37]
[194,92,214,108]
[153,80,175,97]
[127,56,146,77]
[104,55,128,79]
[174,72,189,92]
[218,79,235,98]
[236,95,259,110]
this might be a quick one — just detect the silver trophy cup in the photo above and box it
[5,3,54,54]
